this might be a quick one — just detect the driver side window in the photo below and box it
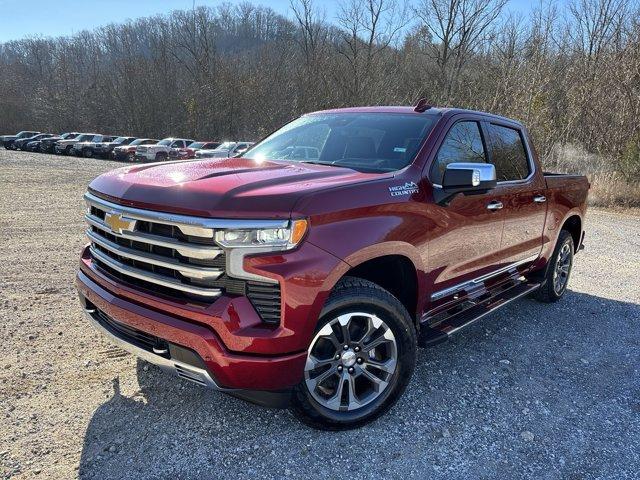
[432,121,487,184]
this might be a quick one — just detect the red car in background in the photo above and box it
[169,141,221,160]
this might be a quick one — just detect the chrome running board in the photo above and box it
[419,279,541,347]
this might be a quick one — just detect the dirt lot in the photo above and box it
[0,149,639,479]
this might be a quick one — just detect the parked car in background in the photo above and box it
[169,141,221,160]
[39,133,80,153]
[89,136,136,158]
[1,131,40,150]
[72,135,115,157]
[113,138,159,162]
[135,138,194,162]
[194,141,253,159]
[14,133,55,150]
[55,133,99,155]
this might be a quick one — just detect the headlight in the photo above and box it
[215,219,308,250]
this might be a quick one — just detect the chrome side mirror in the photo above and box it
[434,163,497,205]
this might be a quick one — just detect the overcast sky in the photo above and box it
[0,0,558,43]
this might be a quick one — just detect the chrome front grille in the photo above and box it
[85,192,225,298]
[83,192,284,323]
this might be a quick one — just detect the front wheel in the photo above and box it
[83,148,93,158]
[534,230,574,303]
[291,277,417,430]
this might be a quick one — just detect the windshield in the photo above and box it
[215,142,235,150]
[241,113,437,172]
[188,142,205,149]
[76,134,94,142]
[61,133,77,139]
[112,137,128,144]
[130,138,147,146]
[158,139,172,146]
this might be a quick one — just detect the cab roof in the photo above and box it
[306,105,523,127]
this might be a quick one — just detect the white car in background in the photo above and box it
[135,138,194,162]
[55,133,100,155]
[71,135,115,157]
[195,141,254,159]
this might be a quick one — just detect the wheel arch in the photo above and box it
[560,214,582,251]
[325,242,426,323]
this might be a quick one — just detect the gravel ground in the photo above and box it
[0,149,639,480]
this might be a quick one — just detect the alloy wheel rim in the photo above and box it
[553,243,572,295]
[304,312,398,412]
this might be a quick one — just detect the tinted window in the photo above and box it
[243,113,437,173]
[432,121,486,184]
[488,124,530,181]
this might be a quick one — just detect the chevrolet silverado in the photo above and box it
[76,102,589,429]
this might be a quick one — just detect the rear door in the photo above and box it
[484,121,546,264]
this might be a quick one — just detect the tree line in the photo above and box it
[0,0,638,204]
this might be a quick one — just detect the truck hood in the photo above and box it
[89,157,383,218]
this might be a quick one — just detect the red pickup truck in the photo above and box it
[76,103,588,429]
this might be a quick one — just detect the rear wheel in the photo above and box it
[127,152,135,162]
[292,277,416,430]
[534,230,574,303]
[155,152,167,161]
[83,147,93,158]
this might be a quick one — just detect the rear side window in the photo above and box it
[487,124,530,181]
[432,121,486,184]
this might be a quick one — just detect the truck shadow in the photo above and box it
[78,290,640,479]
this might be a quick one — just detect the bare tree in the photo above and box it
[413,0,508,102]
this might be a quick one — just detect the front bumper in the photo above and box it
[135,151,156,160]
[76,268,307,396]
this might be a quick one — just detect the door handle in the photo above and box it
[486,201,503,211]
[533,195,546,203]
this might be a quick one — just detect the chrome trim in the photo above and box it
[226,247,279,284]
[486,201,503,210]
[533,195,546,203]
[430,254,539,301]
[85,192,289,235]
[87,229,223,280]
[90,247,222,297]
[84,309,226,390]
[446,162,496,185]
[85,214,222,260]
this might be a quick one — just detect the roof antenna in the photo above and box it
[414,98,432,112]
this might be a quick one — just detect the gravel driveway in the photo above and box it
[1,150,638,479]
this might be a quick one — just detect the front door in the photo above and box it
[426,119,507,297]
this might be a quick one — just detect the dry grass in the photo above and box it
[542,144,640,208]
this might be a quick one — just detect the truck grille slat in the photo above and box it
[84,192,283,323]
[87,229,223,280]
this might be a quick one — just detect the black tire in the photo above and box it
[83,148,93,158]
[127,152,135,162]
[534,230,574,303]
[291,276,417,430]
[155,152,167,161]
[65,146,73,156]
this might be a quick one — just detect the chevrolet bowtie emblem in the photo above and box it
[104,212,135,234]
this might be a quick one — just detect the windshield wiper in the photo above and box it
[298,160,336,167]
